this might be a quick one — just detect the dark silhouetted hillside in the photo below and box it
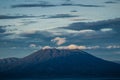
[0,49,120,78]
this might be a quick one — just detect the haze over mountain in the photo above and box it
[0,49,120,78]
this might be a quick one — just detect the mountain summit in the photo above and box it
[0,49,120,78]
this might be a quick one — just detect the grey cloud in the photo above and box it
[105,1,117,4]
[0,26,6,33]
[11,3,57,8]
[53,18,120,46]
[0,30,54,48]
[11,1,104,8]
[72,28,116,40]
[0,25,17,34]
[19,30,54,40]
[61,0,104,7]
[76,4,104,7]
[104,0,120,4]
[0,26,12,42]
[71,18,90,21]
[61,18,120,32]
[61,3,104,7]
[0,15,39,19]
[20,20,38,26]
[47,14,79,19]
[70,10,78,12]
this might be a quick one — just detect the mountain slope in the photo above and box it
[0,49,120,78]
[0,57,19,72]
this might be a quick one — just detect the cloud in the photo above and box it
[11,1,104,8]
[41,44,101,50]
[87,46,100,49]
[71,29,97,37]
[74,4,104,7]
[70,10,78,12]
[61,3,104,7]
[61,18,120,31]
[61,0,104,7]
[116,0,120,1]
[20,20,38,26]
[11,3,57,8]
[51,37,66,45]
[1,29,41,40]
[29,44,36,48]
[52,18,120,47]
[60,18,119,39]
[42,46,51,49]
[20,30,54,38]
[3,33,27,39]
[104,1,117,4]
[3,29,40,39]
[66,44,86,50]
[1,18,120,53]
[0,15,39,19]
[79,29,96,34]
[10,47,17,49]
[47,14,79,19]
[70,28,114,37]
[5,30,55,46]
[22,30,38,34]
[0,26,6,33]
[71,18,90,21]
[106,45,120,49]
[0,26,14,40]
[100,28,113,32]
[0,14,78,20]
[57,44,100,50]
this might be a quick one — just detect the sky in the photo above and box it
[0,0,120,61]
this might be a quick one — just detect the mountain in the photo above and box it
[0,49,120,78]
[0,57,19,72]
[114,61,120,64]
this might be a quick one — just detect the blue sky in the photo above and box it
[0,0,120,61]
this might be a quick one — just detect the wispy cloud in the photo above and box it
[67,28,115,40]
[41,44,100,50]
[100,28,113,32]
[62,44,87,50]
[51,37,66,45]
[41,44,87,50]
[29,44,37,48]
[78,29,96,34]
[57,44,120,50]
[106,45,120,49]
[42,46,51,49]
